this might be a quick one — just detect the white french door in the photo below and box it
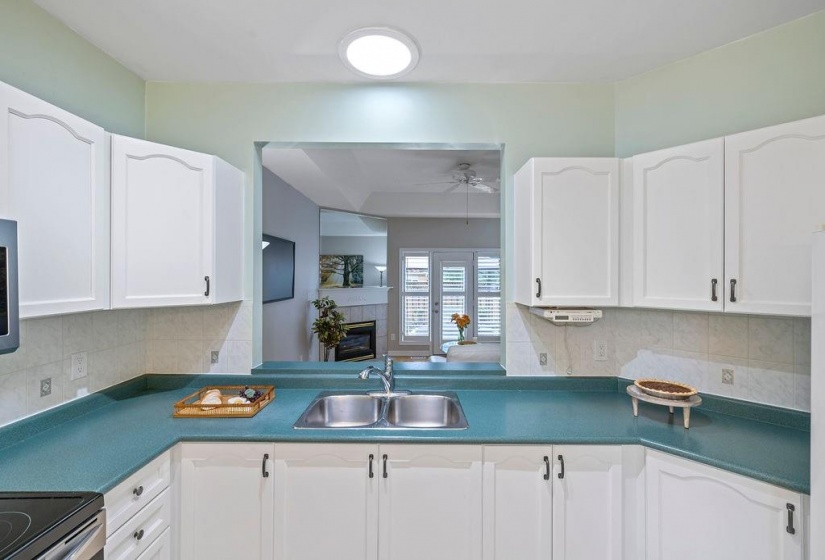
[432,252,474,354]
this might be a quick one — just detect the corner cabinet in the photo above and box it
[514,158,619,307]
[631,139,725,312]
[110,135,244,308]
[645,450,804,560]
[178,443,274,560]
[724,114,825,316]
[0,81,109,318]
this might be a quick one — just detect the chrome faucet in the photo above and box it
[358,355,407,396]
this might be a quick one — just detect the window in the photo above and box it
[476,253,501,341]
[400,252,430,343]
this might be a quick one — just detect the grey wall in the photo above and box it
[262,169,319,361]
[387,218,500,354]
[320,236,388,287]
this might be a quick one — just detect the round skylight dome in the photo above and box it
[339,27,419,80]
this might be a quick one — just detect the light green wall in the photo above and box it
[0,0,145,137]
[615,10,825,157]
[144,82,616,362]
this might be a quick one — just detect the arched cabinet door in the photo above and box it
[724,115,825,316]
[110,134,243,308]
[0,81,108,318]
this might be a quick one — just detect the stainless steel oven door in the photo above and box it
[38,510,105,560]
[0,219,19,355]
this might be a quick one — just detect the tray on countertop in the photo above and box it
[173,385,275,418]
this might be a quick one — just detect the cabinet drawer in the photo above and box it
[105,452,171,536]
[136,527,171,560]
[106,488,171,560]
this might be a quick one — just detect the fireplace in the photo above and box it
[335,321,377,362]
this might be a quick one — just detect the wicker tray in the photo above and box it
[173,386,275,418]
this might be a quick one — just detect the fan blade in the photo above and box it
[413,181,461,186]
[444,183,463,193]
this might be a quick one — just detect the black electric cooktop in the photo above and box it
[0,492,103,560]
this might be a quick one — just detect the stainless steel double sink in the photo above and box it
[293,391,469,429]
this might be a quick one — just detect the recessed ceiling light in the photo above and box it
[339,27,420,80]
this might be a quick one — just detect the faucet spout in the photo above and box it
[357,355,406,396]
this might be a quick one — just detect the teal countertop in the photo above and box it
[0,367,811,495]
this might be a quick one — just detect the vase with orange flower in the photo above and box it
[451,313,471,343]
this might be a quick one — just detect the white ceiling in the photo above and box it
[33,0,825,83]
[321,210,387,237]
[262,147,501,218]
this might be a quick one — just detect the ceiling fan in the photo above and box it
[420,163,500,193]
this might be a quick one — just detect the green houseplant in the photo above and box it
[312,296,349,361]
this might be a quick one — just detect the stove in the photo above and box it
[0,492,104,560]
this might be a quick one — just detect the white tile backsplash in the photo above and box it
[506,303,813,411]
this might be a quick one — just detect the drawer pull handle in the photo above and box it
[369,454,374,479]
[711,278,718,302]
[383,454,388,479]
[786,503,796,535]
[262,453,270,478]
[133,485,144,497]
[729,279,737,303]
[536,278,542,299]
[557,454,565,479]
[134,529,144,541]
[204,276,211,297]
[543,456,550,480]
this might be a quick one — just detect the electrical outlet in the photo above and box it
[593,340,608,362]
[40,378,52,397]
[539,353,548,366]
[390,333,396,342]
[70,352,87,380]
[211,351,220,364]
[722,368,735,385]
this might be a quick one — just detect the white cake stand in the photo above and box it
[627,384,702,429]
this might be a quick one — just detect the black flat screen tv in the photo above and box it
[262,234,295,303]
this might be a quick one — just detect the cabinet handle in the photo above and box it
[536,278,542,299]
[711,279,718,302]
[132,485,144,497]
[204,276,211,297]
[557,454,565,479]
[786,503,796,535]
[382,454,388,478]
[133,529,144,541]
[262,453,270,478]
[369,454,374,479]
[543,456,550,480]
[729,279,737,303]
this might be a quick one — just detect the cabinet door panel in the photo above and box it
[482,446,552,560]
[273,443,377,560]
[0,82,108,317]
[725,115,825,316]
[379,444,482,560]
[646,450,802,560]
[534,158,619,306]
[633,140,724,311]
[179,443,274,560]
[553,446,622,560]
[111,135,214,307]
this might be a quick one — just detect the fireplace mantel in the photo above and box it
[317,286,391,307]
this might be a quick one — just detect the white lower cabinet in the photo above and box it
[178,443,274,560]
[136,528,171,560]
[645,450,804,560]
[553,445,624,560]
[379,444,483,560]
[272,443,377,560]
[482,446,553,560]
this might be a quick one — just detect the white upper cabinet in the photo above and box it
[724,115,825,316]
[111,135,244,308]
[514,158,619,307]
[379,444,483,560]
[482,446,552,560]
[0,81,108,318]
[632,139,724,311]
[272,443,378,560]
[646,450,803,560]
